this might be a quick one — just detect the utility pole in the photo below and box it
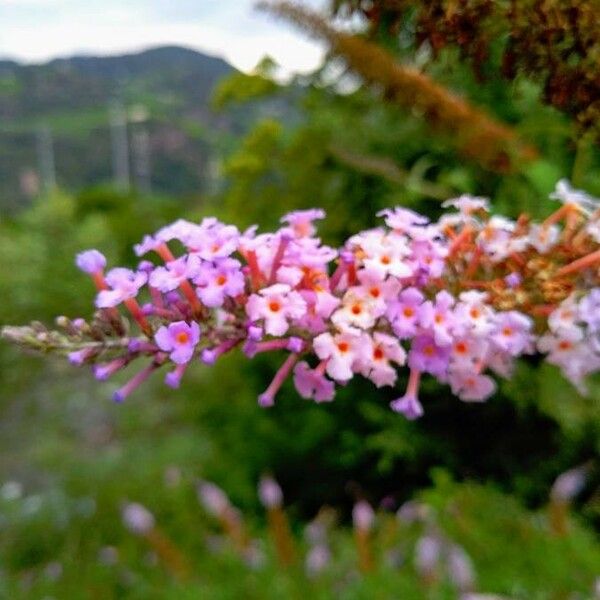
[36,125,56,192]
[130,105,152,195]
[109,101,130,191]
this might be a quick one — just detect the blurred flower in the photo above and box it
[122,502,155,535]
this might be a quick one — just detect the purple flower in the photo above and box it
[154,321,200,364]
[409,239,447,278]
[96,268,147,308]
[195,258,245,307]
[579,289,600,331]
[504,272,522,289]
[390,392,424,420]
[352,500,375,530]
[155,219,203,245]
[442,194,490,214]
[377,207,429,233]
[122,503,155,535]
[419,290,456,346]
[293,361,335,402]
[246,284,307,336]
[258,476,283,508]
[550,179,599,215]
[164,364,187,389]
[313,331,368,382]
[387,287,424,339]
[134,234,162,257]
[149,255,201,293]
[280,208,325,238]
[68,347,96,365]
[448,371,496,402]
[356,332,406,388]
[76,249,106,274]
[408,335,450,377]
[491,311,533,356]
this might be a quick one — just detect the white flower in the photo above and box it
[550,179,600,215]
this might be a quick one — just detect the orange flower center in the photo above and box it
[380,255,391,265]
[403,307,415,318]
[455,342,468,354]
[176,332,190,344]
[558,340,572,351]
[351,303,362,315]
[434,313,444,324]
[502,327,513,337]
[470,307,480,319]
[268,301,281,313]
[424,345,435,357]
[216,274,227,286]
[370,287,380,298]
[373,347,384,360]
[337,342,350,353]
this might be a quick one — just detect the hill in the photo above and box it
[0,46,283,209]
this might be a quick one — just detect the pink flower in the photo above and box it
[357,332,406,388]
[193,224,240,261]
[356,268,401,308]
[579,290,600,332]
[246,284,307,336]
[528,224,560,254]
[408,334,450,377]
[454,291,495,337]
[280,208,325,238]
[155,219,203,246]
[550,179,599,215]
[408,239,447,278]
[352,500,375,530]
[390,368,423,419]
[134,234,162,257]
[258,476,283,508]
[313,331,366,382]
[547,296,583,341]
[293,361,335,402]
[387,287,425,339]
[491,311,533,356]
[149,255,201,293]
[331,287,383,331]
[419,290,456,346]
[449,336,488,372]
[154,321,201,364]
[361,233,412,279]
[448,371,496,402]
[390,392,423,419]
[96,268,147,308]
[76,249,106,274]
[195,259,245,307]
[377,207,429,233]
[442,194,490,214]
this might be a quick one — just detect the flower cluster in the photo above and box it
[4,180,600,419]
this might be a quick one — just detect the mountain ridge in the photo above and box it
[0,45,277,209]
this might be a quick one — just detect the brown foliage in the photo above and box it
[258,0,537,172]
[331,0,600,135]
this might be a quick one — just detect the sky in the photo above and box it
[0,0,327,74]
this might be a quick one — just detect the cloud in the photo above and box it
[0,0,327,74]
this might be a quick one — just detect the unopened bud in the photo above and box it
[258,476,283,508]
[352,500,374,531]
[197,481,230,516]
[122,502,155,535]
